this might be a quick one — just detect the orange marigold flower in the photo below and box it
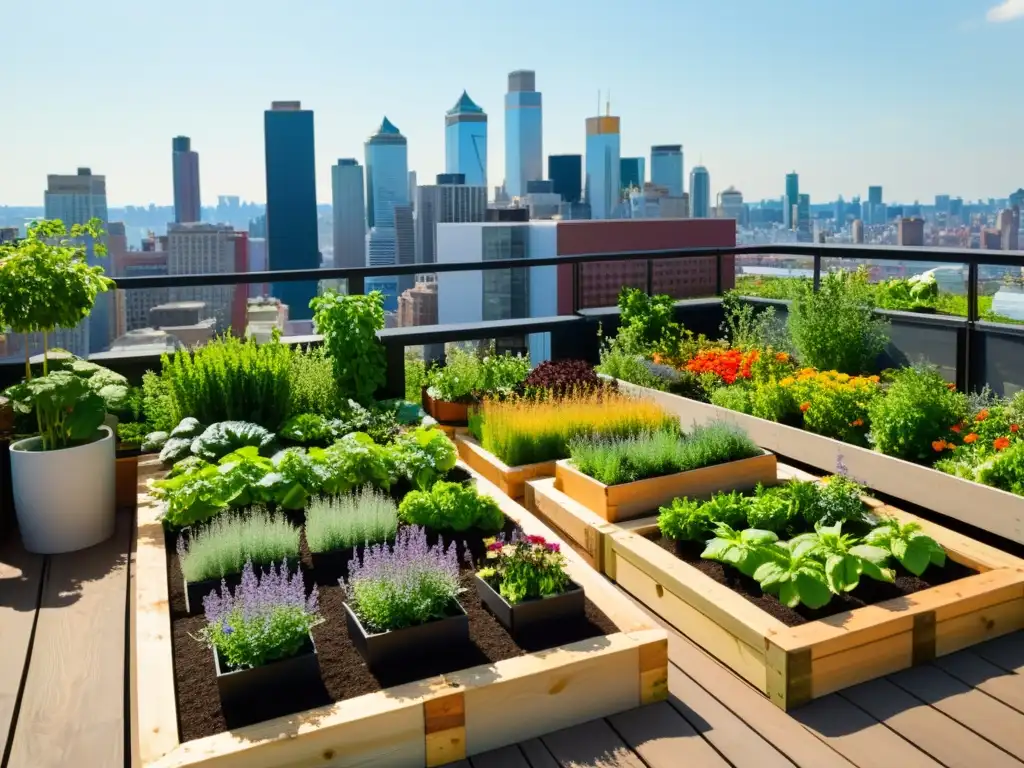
[963,433,978,444]
[799,402,810,413]
[652,353,664,365]
[850,418,864,427]
[775,352,789,362]
[932,439,947,452]
[947,382,957,391]
[1012,424,1020,433]
[868,375,880,383]
[950,424,961,433]
[975,409,989,421]
[994,436,1011,451]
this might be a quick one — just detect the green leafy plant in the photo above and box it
[404,352,427,402]
[701,523,780,578]
[863,518,946,577]
[657,497,715,542]
[310,432,392,496]
[721,291,789,351]
[279,413,335,446]
[478,532,571,605]
[745,484,794,534]
[190,421,276,462]
[710,384,754,414]
[427,346,482,402]
[176,506,300,583]
[5,371,107,451]
[751,543,831,609]
[288,346,341,417]
[788,268,888,374]
[161,335,293,429]
[616,287,682,356]
[390,426,458,490]
[305,488,398,553]
[398,481,504,532]
[975,441,1024,495]
[142,371,174,433]
[310,290,386,406]
[257,448,326,510]
[787,523,894,594]
[867,365,967,463]
[0,218,113,380]
[813,474,868,527]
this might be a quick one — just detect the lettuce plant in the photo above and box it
[389,426,457,490]
[657,497,714,542]
[788,522,893,594]
[191,421,276,462]
[751,543,832,610]
[398,481,504,532]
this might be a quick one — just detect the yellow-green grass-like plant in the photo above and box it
[469,390,677,467]
[305,488,399,554]
[177,506,301,584]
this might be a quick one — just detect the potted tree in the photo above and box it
[0,218,116,553]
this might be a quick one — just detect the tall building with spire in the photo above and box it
[264,101,319,319]
[585,101,621,220]
[365,118,410,308]
[445,91,487,189]
[504,70,542,199]
[172,136,201,224]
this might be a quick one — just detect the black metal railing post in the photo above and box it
[964,260,980,392]
[812,250,822,292]
[348,275,365,296]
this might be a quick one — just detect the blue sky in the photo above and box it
[2,0,1022,207]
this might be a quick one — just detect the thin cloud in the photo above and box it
[987,0,1024,22]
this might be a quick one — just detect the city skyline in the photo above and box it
[2,0,1023,206]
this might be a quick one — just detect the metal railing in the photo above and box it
[6,242,1024,394]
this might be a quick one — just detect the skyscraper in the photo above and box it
[689,166,710,218]
[331,159,366,270]
[867,185,883,226]
[548,155,582,204]
[585,112,621,220]
[784,172,799,229]
[504,70,543,199]
[717,187,744,223]
[167,223,248,334]
[44,167,110,355]
[620,157,645,191]
[415,176,487,267]
[445,91,487,189]
[172,136,201,224]
[264,101,319,320]
[365,117,410,308]
[650,145,683,197]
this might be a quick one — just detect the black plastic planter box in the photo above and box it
[473,574,585,636]
[343,600,469,671]
[213,634,320,721]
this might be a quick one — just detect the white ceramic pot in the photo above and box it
[10,425,116,554]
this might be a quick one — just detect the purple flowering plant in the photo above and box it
[197,559,322,670]
[478,532,571,605]
[343,525,463,633]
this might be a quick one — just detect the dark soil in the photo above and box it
[168,515,617,741]
[646,534,977,627]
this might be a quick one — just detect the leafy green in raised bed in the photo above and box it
[863,518,946,577]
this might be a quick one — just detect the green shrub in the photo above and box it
[177,507,300,583]
[405,353,427,402]
[710,385,753,414]
[596,338,668,390]
[569,422,761,486]
[289,346,340,417]
[305,489,398,553]
[398,481,504,532]
[310,291,386,406]
[788,268,888,374]
[426,346,481,402]
[976,441,1024,495]
[161,335,292,429]
[867,366,967,463]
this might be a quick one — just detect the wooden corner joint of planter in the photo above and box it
[638,636,669,705]
[424,691,467,768]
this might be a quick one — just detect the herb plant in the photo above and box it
[177,507,300,583]
[657,497,715,542]
[305,489,399,553]
[478,533,571,605]
[398,481,504,532]
[863,518,946,577]
[343,525,462,633]
[389,425,458,490]
[310,290,386,406]
[701,523,780,578]
[5,371,107,451]
[750,543,832,609]
[198,559,322,669]
[426,346,482,402]
[279,413,336,446]
[523,359,602,397]
[288,346,341,417]
[787,523,894,593]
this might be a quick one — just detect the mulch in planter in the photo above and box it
[646,534,977,628]
[167,516,617,741]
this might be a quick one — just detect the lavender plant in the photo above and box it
[197,559,322,670]
[305,488,398,553]
[343,525,462,633]
[177,506,300,583]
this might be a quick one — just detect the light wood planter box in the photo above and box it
[133,459,667,768]
[455,435,557,500]
[613,378,1024,545]
[553,451,777,524]
[527,464,1024,710]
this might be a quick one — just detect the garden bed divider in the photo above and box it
[455,435,557,500]
[612,378,1024,545]
[133,457,667,768]
[526,462,1024,711]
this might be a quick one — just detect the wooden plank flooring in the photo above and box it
[2,504,1024,768]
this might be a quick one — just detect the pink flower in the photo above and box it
[525,534,547,545]
[545,542,561,553]
[486,541,504,552]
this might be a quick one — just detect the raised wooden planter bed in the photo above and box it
[133,459,668,768]
[613,378,1024,545]
[455,435,557,500]
[553,451,777,523]
[527,463,1024,711]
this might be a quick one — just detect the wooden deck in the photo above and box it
[1,506,1024,767]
